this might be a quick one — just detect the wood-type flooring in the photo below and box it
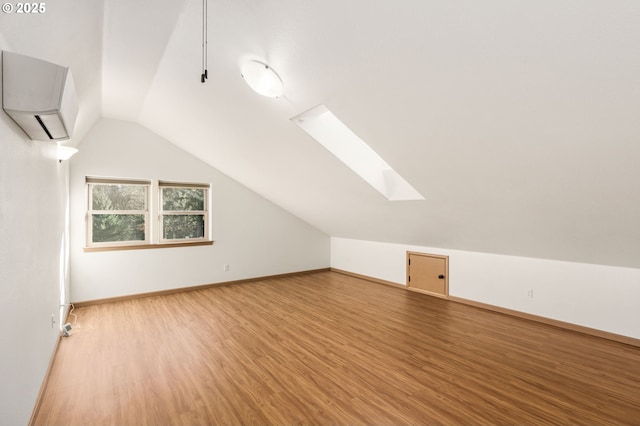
[33,271,640,425]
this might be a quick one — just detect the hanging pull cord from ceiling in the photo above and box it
[201,0,208,83]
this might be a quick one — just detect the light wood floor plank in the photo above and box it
[34,271,640,425]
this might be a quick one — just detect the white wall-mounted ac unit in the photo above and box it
[2,51,78,141]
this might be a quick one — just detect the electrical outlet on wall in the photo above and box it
[527,289,534,299]
[223,264,230,272]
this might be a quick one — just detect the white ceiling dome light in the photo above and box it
[241,60,283,98]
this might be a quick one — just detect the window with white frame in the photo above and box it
[159,181,209,243]
[86,177,211,250]
[87,178,151,247]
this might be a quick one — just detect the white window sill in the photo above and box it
[84,240,214,252]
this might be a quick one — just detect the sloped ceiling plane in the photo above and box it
[1,0,639,268]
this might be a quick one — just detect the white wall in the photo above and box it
[0,92,70,423]
[69,119,329,302]
[331,237,640,340]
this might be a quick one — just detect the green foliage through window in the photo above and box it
[162,215,205,239]
[162,188,205,211]
[92,214,146,242]
[89,183,148,244]
[161,186,207,241]
[86,178,209,247]
[92,185,146,210]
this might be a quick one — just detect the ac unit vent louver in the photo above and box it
[2,51,78,141]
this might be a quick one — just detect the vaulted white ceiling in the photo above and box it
[2,0,639,268]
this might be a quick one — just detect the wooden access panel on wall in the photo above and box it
[406,252,449,299]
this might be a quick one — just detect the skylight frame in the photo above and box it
[291,104,424,201]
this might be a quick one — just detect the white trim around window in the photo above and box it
[158,181,210,244]
[85,177,213,251]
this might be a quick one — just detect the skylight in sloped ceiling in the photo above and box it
[291,105,424,201]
